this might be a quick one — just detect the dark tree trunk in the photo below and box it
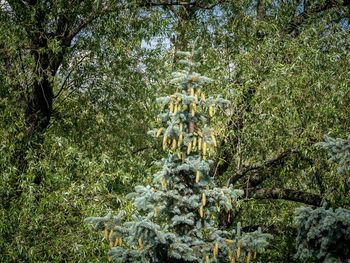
[25,73,53,141]
[9,0,69,184]
[171,5,196,64]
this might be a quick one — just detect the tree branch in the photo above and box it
[256,0,265,21]
[65,12,102,45]
[227,148,300,186]
[64,5,118,46]
[143,0,225,10]
[54,53,89,98]
[287,0,350,34]
[246,187,323,207]
[242,224,296,235]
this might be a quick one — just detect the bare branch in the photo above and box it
[246,187,323,207]
[143,0,225,10]
[65,12,103,45]
[64,5,118,46]
[242,224,296,235]
[227,148,300,186]
[54,53,89,99]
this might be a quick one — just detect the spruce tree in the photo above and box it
[86,43,271,263]
[294,135,350,263]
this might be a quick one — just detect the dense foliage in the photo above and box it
[1,1,349,262]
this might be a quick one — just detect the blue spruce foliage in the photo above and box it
[294,135,350,263]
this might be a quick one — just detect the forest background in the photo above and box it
[0,0,349,262]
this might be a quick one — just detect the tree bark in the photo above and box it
[246,187,323,207]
